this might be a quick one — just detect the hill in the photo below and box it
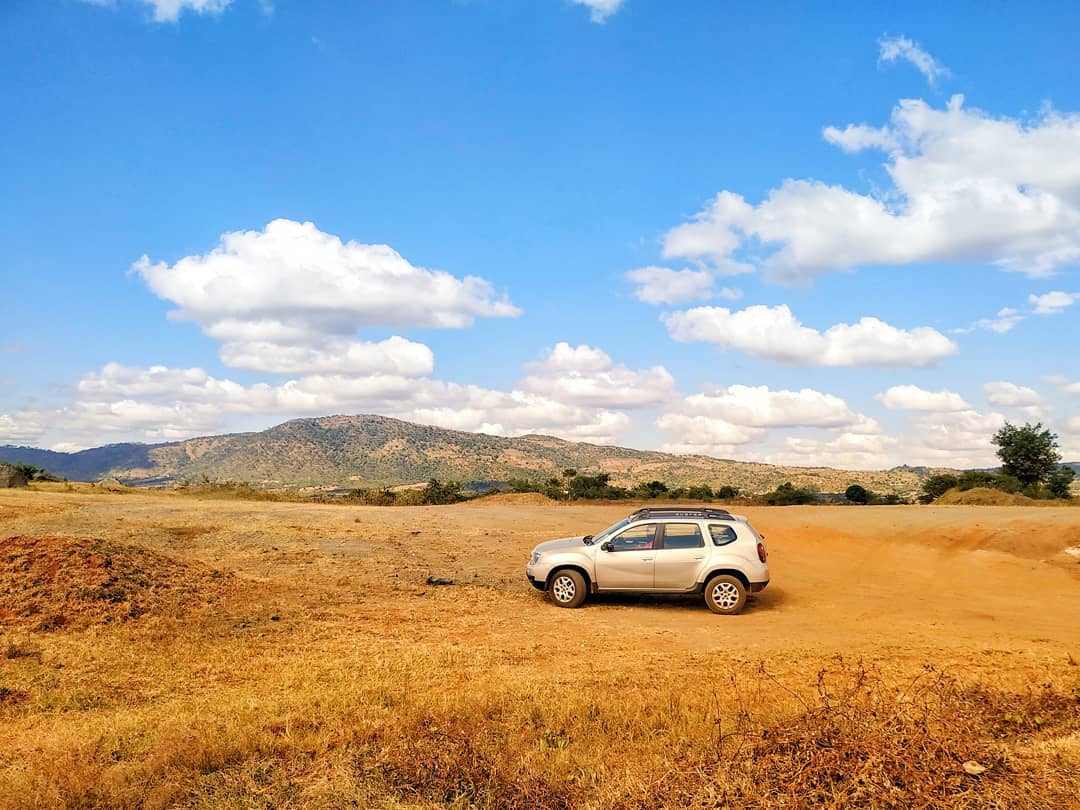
[2,414,933,496]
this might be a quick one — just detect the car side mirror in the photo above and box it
[601,541,614,552]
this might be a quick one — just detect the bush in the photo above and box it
[920,474,958,503]
[714,485,739,500]
[844,484,870,504]
[686,484,712,500]
[1047,465,1076,499]
[764,482,814,506]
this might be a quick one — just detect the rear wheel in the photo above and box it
[549,569,587,608]
[704,574,746,615]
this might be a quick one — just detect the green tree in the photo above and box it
[845,484,870,504]
[714,485,739,500]
[1046,465,1076,499]
[991,422,1061,486]
[764,482,814,506]
[686,484,712,500]
[920,474,958,503]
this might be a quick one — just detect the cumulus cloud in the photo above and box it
[656,384,884,464]
[570,0,624,23]
[907,409,1007,466]
[878,35,949,86]
[663,304,957,367]
[519,343,676,408]
[625,266,742,305]
[3,337,666,449]
[672,385,865,429]
[662,97,1080,284]
[625,266,713,305]
[133,219,518,376]
[1029,290,1079,315]
[875,385,970,412]
[983,381,1042,407]
[765,432,900,470]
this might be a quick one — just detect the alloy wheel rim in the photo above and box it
[553,575,576,603]
[712,581,739,609]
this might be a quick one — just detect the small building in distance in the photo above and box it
[0,463,29,488]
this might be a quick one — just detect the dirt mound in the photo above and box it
[0,535,235,629]
[474,492,557,506]
[936,487,1036,506]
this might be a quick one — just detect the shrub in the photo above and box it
[920,474,958,503]
[764,482,814,506]
[1047,465,1076,499]
[844,484,870,504]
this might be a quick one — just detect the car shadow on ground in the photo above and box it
[527,587,786,614]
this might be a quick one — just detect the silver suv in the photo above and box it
[526,507,769,615]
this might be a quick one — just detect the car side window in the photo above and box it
[611,524,657,551]
[709,524,738,546]
[662,523,704,549]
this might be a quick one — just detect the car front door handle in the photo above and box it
[641,557,653,562]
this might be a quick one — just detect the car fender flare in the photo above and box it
[546,564,594,593]
[699,568,750,590]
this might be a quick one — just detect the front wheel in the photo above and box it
[704,574,746,615]
[549,569,587,609]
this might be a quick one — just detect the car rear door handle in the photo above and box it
[641,557,653,562]
[693,556,705,560]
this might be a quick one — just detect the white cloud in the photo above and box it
[960,307,1025,334]
[764,432,900,470]
[657,385,886,466]
[878,35,949,86]
[519,343,676,408]
[663,97,1080,284]
[81,0,232,22]
[875,385,970,412]
[672,384,865,429]
[8,337,667,449]
[0,413,44,444]
[1029,290,1079,315]
[133,219,518,376]
[907,409,1007,466]
[663,304,957,367]
[144,0,230,21]
[983,381,1042,407]
[570,0,624,23]
[625,266,713,305]
[655,413,762,457]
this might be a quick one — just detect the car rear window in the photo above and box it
[709,524,738,546]
[663,523,704,549]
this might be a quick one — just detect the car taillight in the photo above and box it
[756,542,768,563]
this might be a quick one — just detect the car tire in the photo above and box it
[549,569,587,609]
[704,574,747,615]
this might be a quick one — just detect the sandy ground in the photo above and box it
[2,488,1077,665]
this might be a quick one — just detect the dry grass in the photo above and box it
[0,489,1078,809]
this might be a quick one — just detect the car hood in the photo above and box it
[533,535,590,553]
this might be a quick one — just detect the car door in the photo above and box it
[653,522,707,590]
[594,523,657,590]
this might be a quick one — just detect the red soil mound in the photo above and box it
[0,535,234,629]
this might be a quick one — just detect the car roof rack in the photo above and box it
[629,506,734,521]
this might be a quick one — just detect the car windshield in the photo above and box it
[585,518,631,545]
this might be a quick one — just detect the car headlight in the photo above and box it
[530,551,541,565]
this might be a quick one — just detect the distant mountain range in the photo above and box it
[1,413,1054,497]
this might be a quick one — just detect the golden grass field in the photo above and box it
[1,485,1078,809]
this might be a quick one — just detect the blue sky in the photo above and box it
[1,0,1078,468]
